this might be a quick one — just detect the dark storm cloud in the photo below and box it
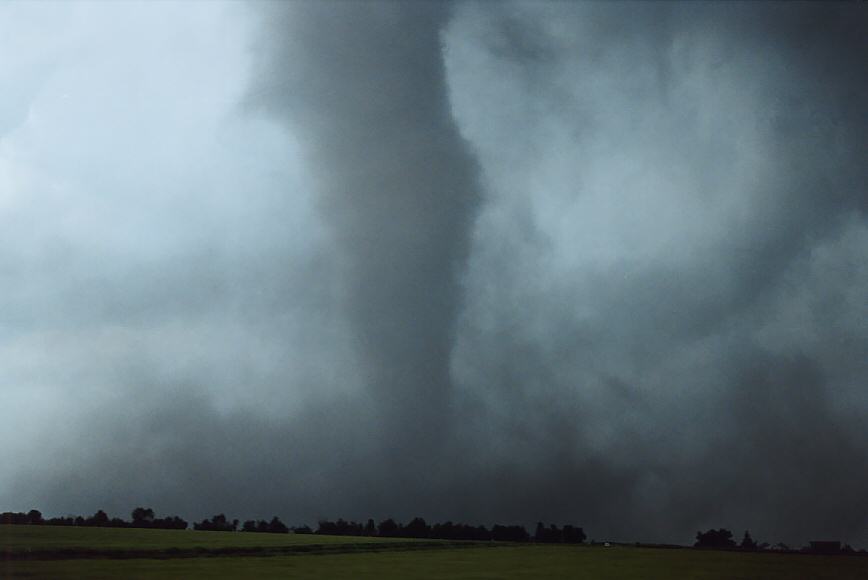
[3,1,867,547]
[442,0,868,544]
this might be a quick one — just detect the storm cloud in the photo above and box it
[1,1,867,546]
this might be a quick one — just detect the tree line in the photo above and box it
[310,517,585,543]
[0,508,188,530]
[694,528,861,555]
[0,508,293,534]
[192,513,289,534]
[0,508,585,543]
[9,508,857,553]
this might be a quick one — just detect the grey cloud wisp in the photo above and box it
[1,1,867,546]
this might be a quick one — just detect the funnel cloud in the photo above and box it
[252,2,481,474]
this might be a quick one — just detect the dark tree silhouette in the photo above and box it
[317,518,365,536]
[474,525,491,541]
[562,524,586,544]
[403,517,430,538]
[85,510,110,527]
[740,530,758,551]
[0,511,45,525]
[695,528,736,549]
[268,516,289,534]
[155,515,188,530]
[535,522,571,543]
[492,524,529,542]
[241,517,287,533]
[0,507,592,546]
[131,507,155,527]
[377,518,400,537]
[0,512,28,525]
[193,514,237,532]
[431,521,455,540]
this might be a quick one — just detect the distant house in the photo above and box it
[809,541,841,554]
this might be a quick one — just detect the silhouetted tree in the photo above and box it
[1,512,27,525]
[377,518,400,537]
[364,518,377,536]
[740,530,758,551]
[695,528,736,549]
[131,507,155,527]
[241,518,286,533]
[563,525,586,544]
[268,516,289,533]
[317,519,333,535]
[85,510,110,527]
[535,522,567,543]
[154,515,188,530]
[492,524,529,542]
[317,518,365,536]
[193,514,237,532]
[404,517,430,538]
[474,525,492,541]
[431,521,455,540]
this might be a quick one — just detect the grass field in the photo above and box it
[0,524,397,552]
[3,525,867,579]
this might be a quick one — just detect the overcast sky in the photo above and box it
[1,1,866,546]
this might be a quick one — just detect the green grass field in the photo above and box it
[0,524,396,552]
[3,525,867,579]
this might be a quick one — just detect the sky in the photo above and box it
[1,0,866,546]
